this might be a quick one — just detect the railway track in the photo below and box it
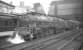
[0,29,82,50]
[21,29,81,50]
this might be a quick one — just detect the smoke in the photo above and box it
[7,32,25,44]
[39,0,62,14]
[39,0,54,14]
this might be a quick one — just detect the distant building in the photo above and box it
[9,1,13,5]
[0,0,15,13]
[20,1,24,7]
[33,3,45,14]
[48,1,57,16]
[13,1,29,14]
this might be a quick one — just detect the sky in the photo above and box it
[2,0,62,14]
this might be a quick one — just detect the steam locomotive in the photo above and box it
[14,12,80,40]
[0,12,80,41]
